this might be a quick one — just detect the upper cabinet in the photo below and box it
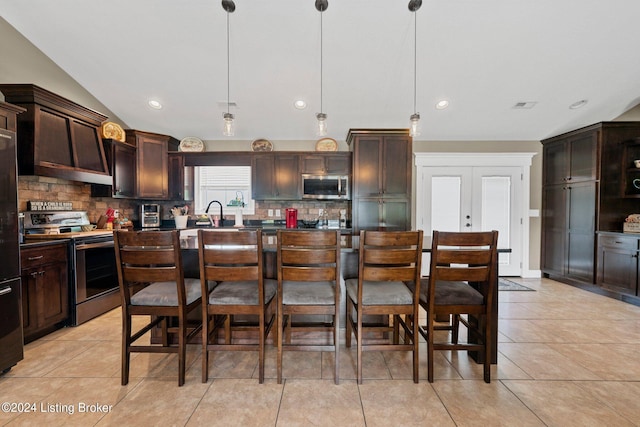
[347,129,412,232]
[301,153,351,175]
[126,130,179,200]
[252,153,300,200]
[0,84,111,185]
[543,132,598,186]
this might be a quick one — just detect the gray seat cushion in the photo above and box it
[208,278,277,306]
[345,278,413,305]
[413,279,484,306]
[282,280,336,305]
[130,278,204,306]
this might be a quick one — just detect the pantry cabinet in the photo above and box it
[541,122,640,289]
[347,129,412,232]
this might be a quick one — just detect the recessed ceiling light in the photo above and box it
[148,99,163,110]
[569,99,588,109]
[435,100,449,110]
[294,100,307,110]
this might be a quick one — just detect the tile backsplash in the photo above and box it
[18,176,350,226]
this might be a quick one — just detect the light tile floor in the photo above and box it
[2,277,640,426]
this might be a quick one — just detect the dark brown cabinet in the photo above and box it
[168,153,193,201]
[20,243,69,343]
[252,153,300,200]
[301,153,351,175]
[92,139,137,198]
[542,122,640,289]
[0,84,111,185]
[125,130,179,200]
[597,233,640,296]
[347,129,412,232]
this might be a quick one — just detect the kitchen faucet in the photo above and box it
[205,200,223,227]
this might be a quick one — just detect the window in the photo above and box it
[193,166,255,215]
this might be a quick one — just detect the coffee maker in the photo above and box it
[140,204,161,228]
[285,208,298,228]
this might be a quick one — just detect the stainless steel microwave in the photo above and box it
[302,174,350,200]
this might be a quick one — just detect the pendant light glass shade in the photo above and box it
[223,112,235,136]
[316,112,327,136]
[409,113,421,137]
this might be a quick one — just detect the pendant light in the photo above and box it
[222,0,236,136]
[315,0,328,136]
[408,0,422,137]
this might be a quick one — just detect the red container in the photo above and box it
[285,208,298,228]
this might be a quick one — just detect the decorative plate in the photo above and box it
[251,138,273,152]
[101,122,125,142]
[179,136,205,152]
[315,137,338,152]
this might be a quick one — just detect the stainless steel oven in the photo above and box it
[23,210,120,326]
[72,234,120,325]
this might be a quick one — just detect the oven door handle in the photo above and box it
[75,241,114,250]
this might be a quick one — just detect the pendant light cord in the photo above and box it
[320,9,324,114]
[226,10,230,115]
[413,10,417,114]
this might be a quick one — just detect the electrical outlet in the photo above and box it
[275,209,281,217]
[319,208,324,216]
[268,236,274,245]
[268,209,274,217]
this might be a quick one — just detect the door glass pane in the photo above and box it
[480,176,511,265]
[431,176,461,232]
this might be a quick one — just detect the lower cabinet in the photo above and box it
[20,243,69,343]
[597,233,640,296]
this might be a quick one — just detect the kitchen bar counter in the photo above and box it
[177,228,505,364]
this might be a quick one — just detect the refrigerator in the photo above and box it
[0,127,23,373]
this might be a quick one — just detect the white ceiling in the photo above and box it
[2,0,640,143]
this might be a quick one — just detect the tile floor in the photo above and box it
[2,277,640,426]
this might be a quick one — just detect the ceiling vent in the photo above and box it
[513,101,537,109]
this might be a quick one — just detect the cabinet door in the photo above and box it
[274,154,299,199]
[20,261,68,341]
[566,181,597,282]
[542,184,566,276]
[382,136,411,197]
[569,132,598,182]
[301,155,326,174]
[353,136,382,197]
[597,235,638,295]
[137,135,168,199]
[113,142,136,198]
[168,153,189,200]
[353,198,409,231]
[252,154,276,199]
[543,140,568,185]
[325,154,350,174]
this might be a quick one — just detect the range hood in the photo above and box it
[0,84,111,185]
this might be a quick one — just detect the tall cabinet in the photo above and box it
[541,122,640,286]
[347,129,412,232]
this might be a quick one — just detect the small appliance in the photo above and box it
[141,204,161,228]
[302,174,350,200]
[285,208,298,228]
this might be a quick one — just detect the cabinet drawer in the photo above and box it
[20,244,68,269]
[598,235,638,251]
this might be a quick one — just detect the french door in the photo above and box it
[415,153,536,278]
